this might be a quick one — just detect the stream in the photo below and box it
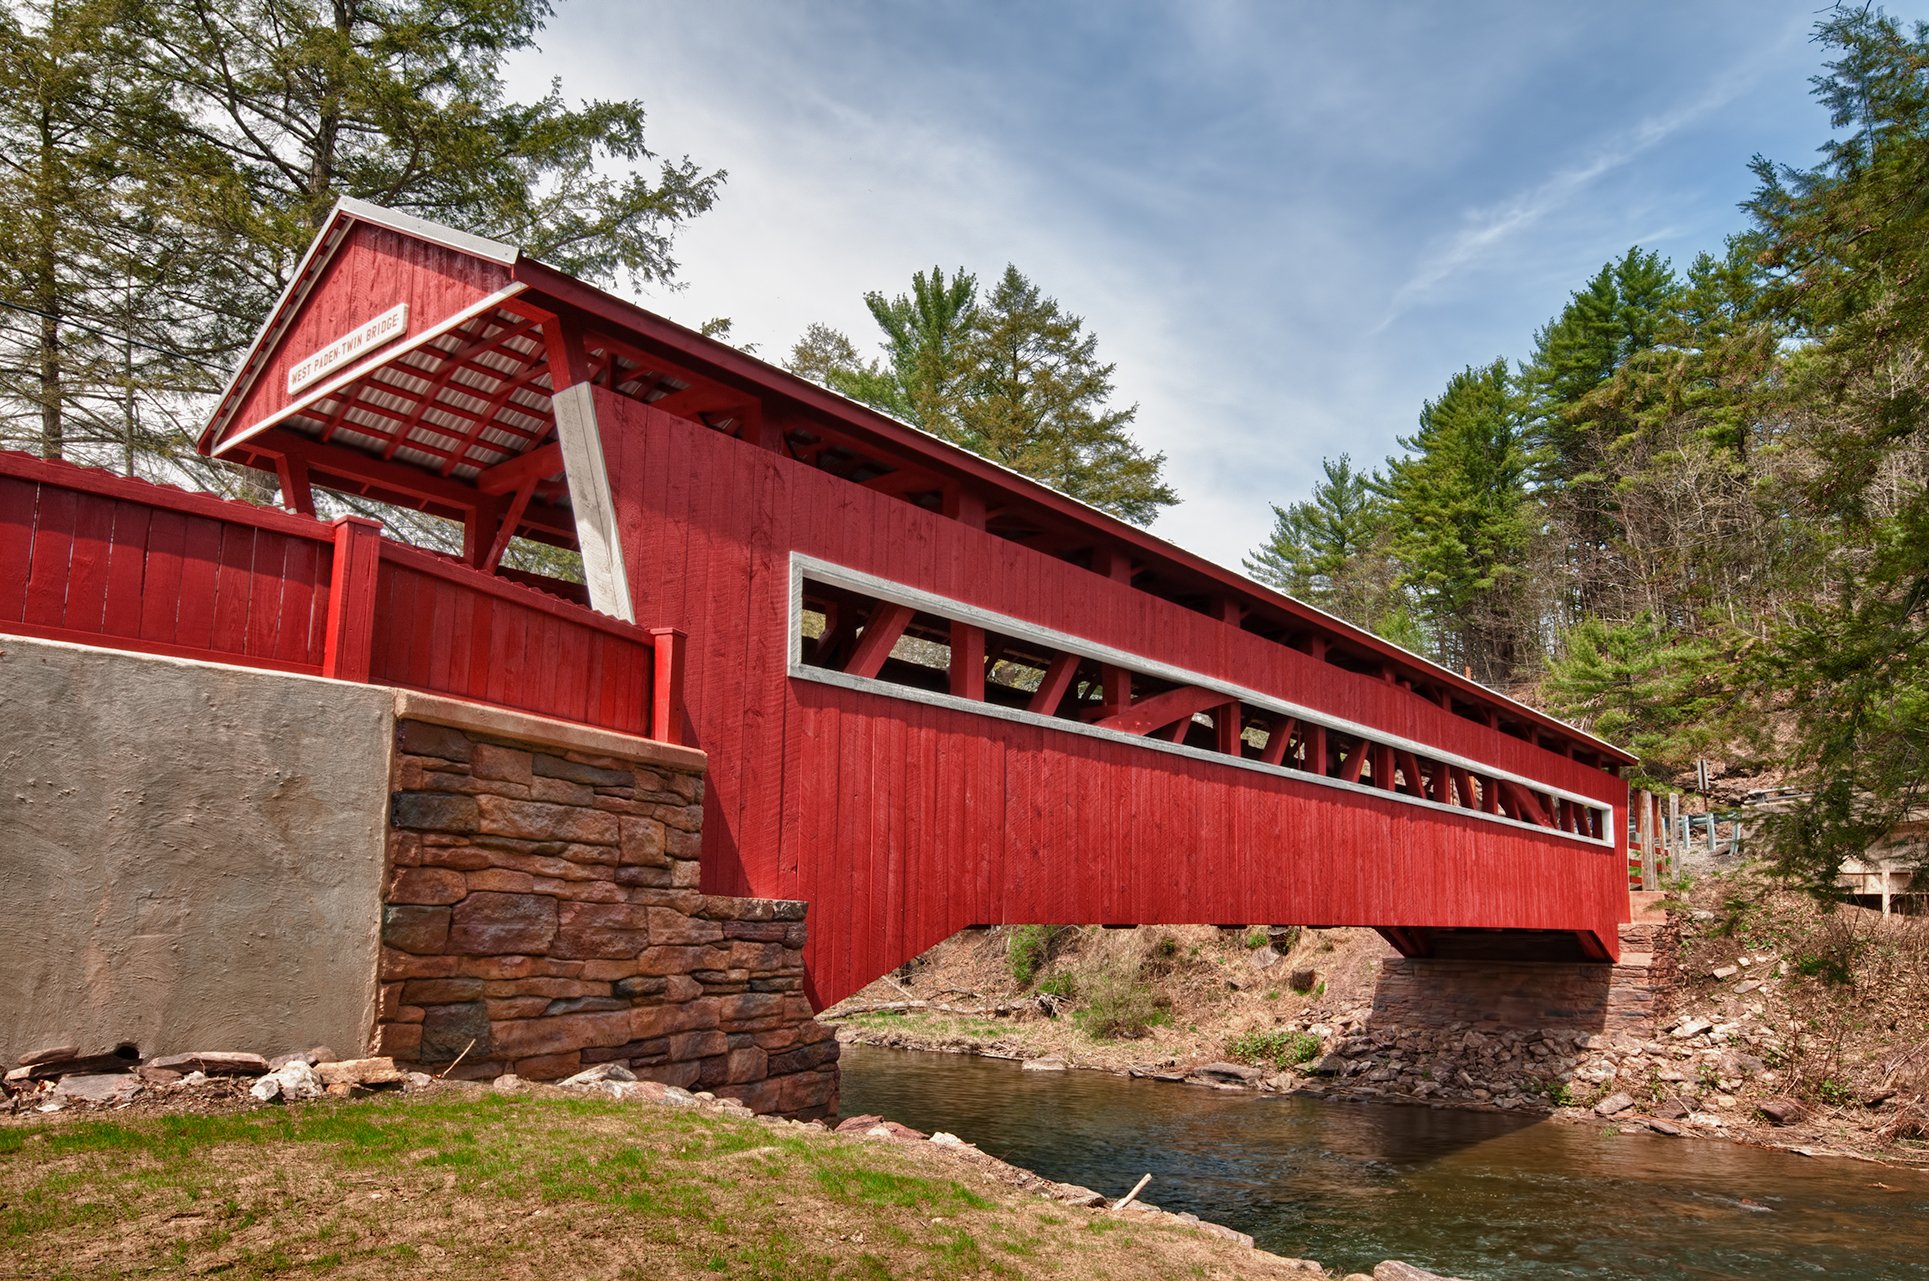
[839,1042,1929,1279]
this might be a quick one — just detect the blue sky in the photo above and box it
[506,3,1889,569]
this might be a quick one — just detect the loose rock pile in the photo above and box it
[1,1041,427,1113]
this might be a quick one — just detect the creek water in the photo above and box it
[839,1043,1929,1280]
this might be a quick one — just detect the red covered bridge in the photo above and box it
[172,200,1634,1007]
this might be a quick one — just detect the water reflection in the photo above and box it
[838,1043,1929,1280]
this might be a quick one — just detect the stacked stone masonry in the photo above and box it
[377,717,839,1119]
[1371,916,1678,1035]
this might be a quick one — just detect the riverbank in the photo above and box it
[824,868,1928,1170]
[2,1073,1359,1279]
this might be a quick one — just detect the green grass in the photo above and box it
[1227,1029,1322,1069]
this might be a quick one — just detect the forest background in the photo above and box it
[1,0,1923,894]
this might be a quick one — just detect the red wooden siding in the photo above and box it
[224,223,512,444]
[592,396,1630,1009]
[0,450,665,739]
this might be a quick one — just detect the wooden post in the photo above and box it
[949,620,985,701]
[1667,793,1681,883]
[1638,791,1656,890]
[322,517,382,682]
[648,627,686,746]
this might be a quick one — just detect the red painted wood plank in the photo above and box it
[21,483,78,629]
[98,500,151,640]
[0,475,38,623]
[208,523,257,655]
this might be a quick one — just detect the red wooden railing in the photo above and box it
[0,450,682,743]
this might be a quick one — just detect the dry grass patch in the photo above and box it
[0,1091,1308,1279]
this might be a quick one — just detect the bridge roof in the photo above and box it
[198,199,1633,769]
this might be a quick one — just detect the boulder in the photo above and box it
[1022,1058,1068,1072]
[17,1044,80,1067]
[1758,1097,1807,1126]
[148,1052,269,1077]
[559,1063,637,1089]
[491,1073,527,1094]
[49,1074,143,1106]
[1593,1093,1636,1117]
[1374,1262,1469,1281]
[316,1057,405,1090]
[1645,1118,1685,1137]
[1189,1062,1262,1085]
[249,1061,322,1104]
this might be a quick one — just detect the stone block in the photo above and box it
[670,859,701,888]
[636,945,727,977]
[478,976,603,999]
[765,1039,840,1077]
[534,753,633,788]
[387,867,469,906]
[391,791,479,832]
[615,975,668,1000]
[724,1045,768,1084]
[663,975,702,1003]
[647,907,723,946]
[414,845,495,872]
[485,997,553,1021]
[379,949,462,979]
[478,795,618,845]
[401,978,484,1005]
[420,1001,491,1062]
[618,817,669,866]
[530,776,596,806]
[512,1052,584,1081]
[545,996,629,1015]
[629,1001,718,1040]
[667,1030,730,1062]
[463,955,583,982]
[397,720,473,762]
[665,827,703,860]
[490,1011,633,1058]
[637,1060,702,1090]
[375,1022,422,1060]
[447,891,558,955]
[615,865,673,889]
[553,901,651,960]
[382,905,451,954]
[723,920,793,943]
[471,742,533,783]
[716,992,789,1025]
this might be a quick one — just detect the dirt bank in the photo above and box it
[824,867,1928,1169]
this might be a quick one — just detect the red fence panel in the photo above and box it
[0,450,674,742]
[0,451,334,673]
[367,541,656,737]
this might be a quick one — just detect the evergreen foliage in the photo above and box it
[0,0,721,474]
[1377,359,1534,684]
[789,265,1178,526]
[1243,3,1929,893]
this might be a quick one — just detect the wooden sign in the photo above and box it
[287,304,409,394]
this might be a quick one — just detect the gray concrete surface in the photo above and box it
[0,636,392,1066]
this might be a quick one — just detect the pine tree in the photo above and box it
[1742,4,1929,893]
[792,264,1179,526]
[1,0,724,475]
[1243,454,1405,631]
[954,266,1176,525]
[1379,359,1535,684]
[0,0,232,464]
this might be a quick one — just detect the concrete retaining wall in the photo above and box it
[0,636,391,1065]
